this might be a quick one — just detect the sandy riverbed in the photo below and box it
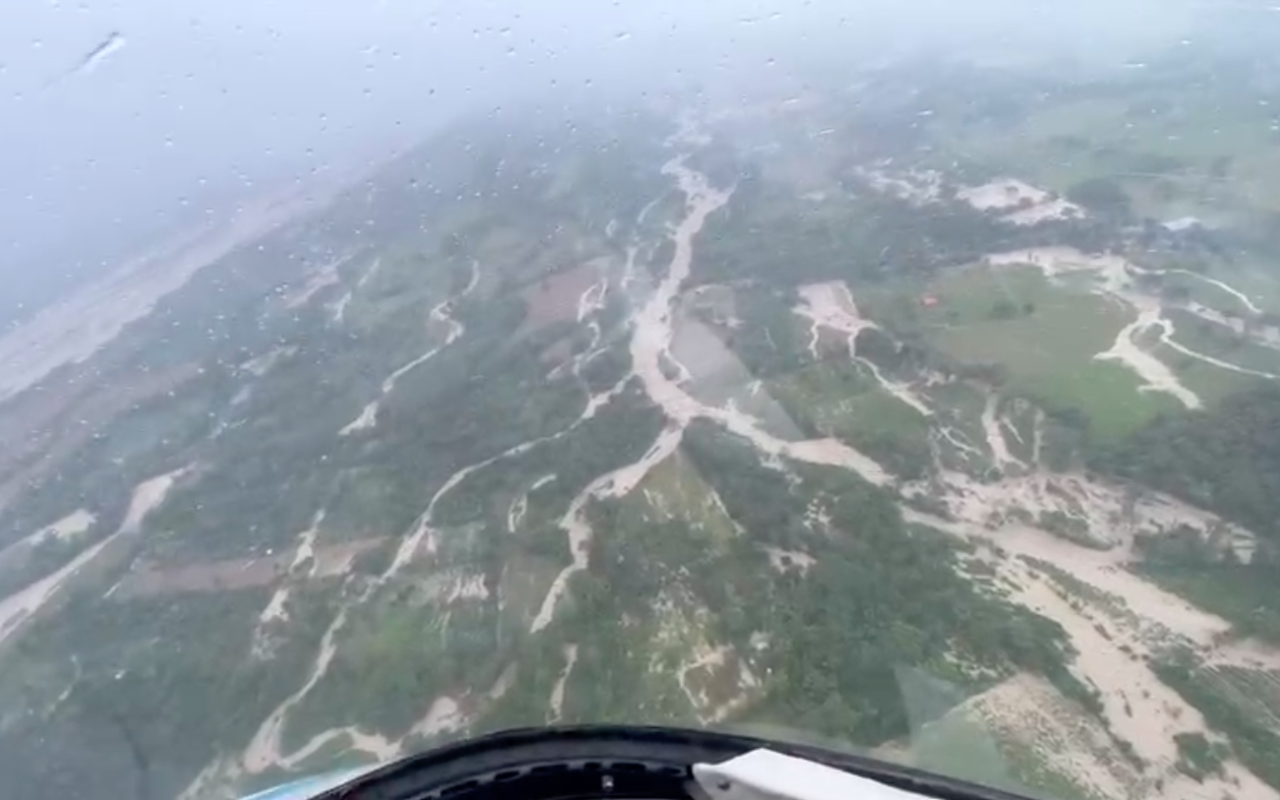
[903,498,1280,800]
[793,281,932,416]
[228,158,1280,799]
[529,159,902,632]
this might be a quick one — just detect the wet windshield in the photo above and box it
[4,2,1280,800]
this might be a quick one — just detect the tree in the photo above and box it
[1066,178,1132,219]
[989,300,1018,321]
[854,327,901,370]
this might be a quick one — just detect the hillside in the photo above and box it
[5,51,1280,800]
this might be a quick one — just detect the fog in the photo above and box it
[0,0,1245,324]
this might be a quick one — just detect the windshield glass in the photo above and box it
[4,3,1280,800]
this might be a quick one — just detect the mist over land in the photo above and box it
[7,3,1280,800]
[0,0,1219,324]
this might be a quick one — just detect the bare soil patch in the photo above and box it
[116,538,385,598]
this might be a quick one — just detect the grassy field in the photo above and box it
[1215,260,1280,316]
[1165,309,1280,375]
[929,85,1280,223]
[770,360,933,477]
[1153,343,1265,406]
[918,266,1174,441]
[1160,272,1255,317]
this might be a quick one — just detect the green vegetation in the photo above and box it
[926,58,1280,220]
[1093,386,1280,639]
[912,711,1106,800]
[432,384,665,529]
[1093,386,1280,542]
[1199,666,1280,734]
[473,636,577,732]
[0,104,691,798]
[1035,511,1099,550]
[558,568,702,726]
[633,451,739,544]
[722,285,812,378]
[1173,731,1227,782]
[1067,178,1131,220]
[580,341,632,394]
[1155,343,1263,407]
[1164,309,1280,375]
[1153,653,1280,792]
[678,422,1098,740]
[917,266,1173,441]
[0,587,333,800]
[0,530,99,600]
[14,48,1280,800]
[1153,270,1255,317]
[696,160,1117,292]
[1137,563,1280,645]
[284,591,503,747]
[770,360,932,479]
[1020,556,1139,627]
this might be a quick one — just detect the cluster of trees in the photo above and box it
[0,360,244,554]
[622,421,1095,744]
[1089,387,1280,643]
[579,342,632,395]
[1066,178,1132,221]
[0,98,727,800]
[1090,386,1280,545]
[285,596,503,749]
[692,161,1125,294]
[0,583,334,800]
[721,285,810,379]
[282,382,664,744]
[685,145,756,194]
[433,384,663,531]
[1173,731,1228,782]
[1155,653,1280,792]
[554,566,702,727]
